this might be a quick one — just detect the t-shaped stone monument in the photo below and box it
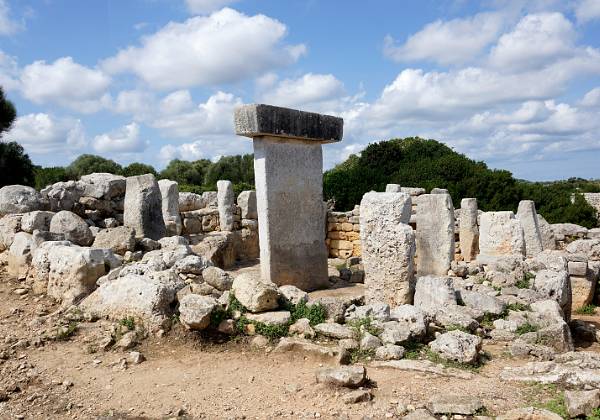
[234,104,343,291]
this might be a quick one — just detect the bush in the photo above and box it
[159,159,210,185]
[122,162,157,177]
[33,166,71,189]
[0,141,35,188]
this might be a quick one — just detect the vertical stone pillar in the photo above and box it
[237,190,257,219]
[158,179,182,236]
[217,180,235,231]
[124,174,165,240]
[360,192,415,305]
[415,193,455,276]
[460,198,479,262]
[479,211,525,258]
[234,104,343,291]
[517,200,544,257]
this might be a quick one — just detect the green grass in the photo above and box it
[516,323,539,335]
[403,340,426,360]
[445,324,471,333]
[348,348,375,364]
[575,304,597,315]
[55,322,78,341]
[119,316,136,330]
[588,408,600,420]
[288,300,326,326]
[346,316,382,340]
[505,303,531,312]
[536,394,568,419]
[516,272,535,289]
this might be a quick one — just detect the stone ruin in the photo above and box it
[2,104,600,415]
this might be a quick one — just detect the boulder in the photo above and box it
[202,266,233,291]
[279,285,309,305]
[141,245,192,271]
[457,289,506,316]
[231,273,279,313]
[389,305,427,339]
[92,226,135,255]
[80,173,126,199]
[533,270,571,321]
[40,180,84,212]
[49,210,94,246]
[565,390,600,418]
[567,239,600,260]
[158,179,182,236]
[217,180,235,231]
[428,330,482,364]
[551,223,588,239]
[7,232,34,279]
[413,276,457,316]
[123,174,165,240]
[0,185,43,216]
[190,232,236,269]
[178,192,204,212]
[20,211,54,233]
[0,213,22,251]
[315,365,366,387]
[178,294,218,330]
[246,311,291,326]
[314,323,354,339]
[345,302,390,322]
[173,255,210,275]
[479,211,525,257]
[237,190,257,219]
[375,344,405,360]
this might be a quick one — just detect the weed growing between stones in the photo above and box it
[444,324,471,333]
[515,323,539,335]
[575,304,597,315]
[424,348,488,372]
[403,340,426,359]
[589,408,600,420]
[54,322,78,341]
[119,316,136,330]
[516,272,535,289]
[348,348,375,364]
[346,317,382,340]
[525,383,567,418]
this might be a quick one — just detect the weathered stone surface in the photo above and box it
[253,135,329,290]
[517,200,544,257]
[141,245,192,271]
[7,232,33,279]
[359,331,382,350]
[158,179,182,236]
[0,214,21,251]
[0,185,43,216]
[370,359,474,379]
[458,289,506,316]
[275,337,349,364]
[217,180,235,231]
[123,174,165,240]
[190,232,236,269]
[428,395,483,415]
[178,192,204,212]
[80,270,184,327]
[567,239,600,260]
[288,318,315,339]
[315,365,366,387]
[231,272,279,313]
[564,390,600,418]
[342,389,372,404]
[385,184,401,192]
[537,214,556,251]
[380,321,415,345]
[80,173,126,199]
[416,194,455,276]
[403,409,437,420]
[314,323,354,339]
[345,302,390,322]
[428,330,482,364]
[49,210,94,246]
[246,311,291,326]
[479,211,525,257]
[496,407,562,420]
[459,198,479,262]
[178,294,218,330]
[92,226,136,255]
[20,211,54,233]
[202,266,233,291]
[572,275,596,310]
[533,270,571,321]
[309,296,353,323]
[237,190,257,219]
[360,191,415,305]
[375,344,405,360]
[389,305,427,338]
[234,104,343,143]
[551,223,588,239]
[413,276,457,316]
[279,285,309,305]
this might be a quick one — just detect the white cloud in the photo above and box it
[185,0,238,14]
[3,113,86,154]
[258,73,345,111]
[159,136,253,163]
[0,50,19,90]
[102,8,306,90]
[575,0,600,23]
[160,90,194,115]
[384,12,505,65]
[0,0,22,36]
[20,57,111,113]
[581,87,600,107]
[93,122,147,153]
[114,90,156,120]
[488,13,576,71]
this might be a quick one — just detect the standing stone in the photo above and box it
[459,198,479,262]
[237,190,257,219]
[415,194,455,276]
[479,211,525,258]
[517,200,544,257]
[385,184,401,193]
[217,180,235,231]
[124,174,165,240]
[234,104,342,291]
[360,192,415,305]
[537,214,556,251]
[158,179,182,236]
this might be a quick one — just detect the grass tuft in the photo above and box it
[515,323,539,335]
[575,304,597,315]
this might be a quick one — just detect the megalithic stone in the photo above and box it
[234,104,343,291]
[517,200,544,257]
[460,198,479,262]
[124,174,166,240]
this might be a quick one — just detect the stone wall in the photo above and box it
[583,193,600,225]
[326,207,361,259]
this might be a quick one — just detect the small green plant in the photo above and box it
[445,324,470,333]
[588,407,600,420]
[119,316,136,330]
[346,317,382,340]
[210,307,228,329]
[575,304,597,315]
[505,303,531,313]
[55,322,78,341]
[253,321,289,340]
[227,294,247,316]
[348,348,375,363]
[335,262,346,271]
[289,300,326,326]
[536,394,568,419]
[516,272,535,289]
[403,340,425,359]
[516,323,539,335]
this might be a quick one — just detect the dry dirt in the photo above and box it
[0,265,598,420]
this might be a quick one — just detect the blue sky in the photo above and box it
[1,0,600,181]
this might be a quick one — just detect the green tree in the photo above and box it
[0,142,35,187]
[122,162,157,177]
[0,87,16,134]
[159,159,211,185]
[33,166,70,189]
[66,154,123,179]
[204,154,254,190]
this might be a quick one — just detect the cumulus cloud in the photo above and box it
[114,90,156,121]
[257,73,346,111]
[20,57,111,113]
[0,50,19,90]
[185,0,238,14]
[581,87,600,107]
[575,0,600,23]
[102,8,306,89]
[383,12,505,65]
[3,113,87,154]
[0,0,22,36]
[93,122,147,153]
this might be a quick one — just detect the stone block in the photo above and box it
[123,174,165,240]
[237,190,257,219]
[416,194,455,276]
[479,211,525,257]
[517,200,544,257]
[158,179,182,236]
[217,180,235,231]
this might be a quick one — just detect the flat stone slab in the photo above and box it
[370,359,474,379]
[234,104,343,143]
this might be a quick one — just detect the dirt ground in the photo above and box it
[1,265,598,420]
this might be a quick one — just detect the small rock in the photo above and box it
[565,389,600,418]
[115,331,137,350]
[428,394,483,415]
[342,389,372,404]
[314,323,354,339]
[315,365,366,387]
[128,351,145,364]
[375,345,405,361]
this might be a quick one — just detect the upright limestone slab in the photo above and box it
[517,200,544,257]
[460,198,479,262]
[158,179,182,236]
[124,174,165,240]
[217,180,235,231]
[360,192,415,305]
[415,194,455,276]
[479,211,525,257]
[234,104,343,291]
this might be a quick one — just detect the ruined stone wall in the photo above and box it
[326,207,361,258]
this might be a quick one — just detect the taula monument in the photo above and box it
[234,104,343,291]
